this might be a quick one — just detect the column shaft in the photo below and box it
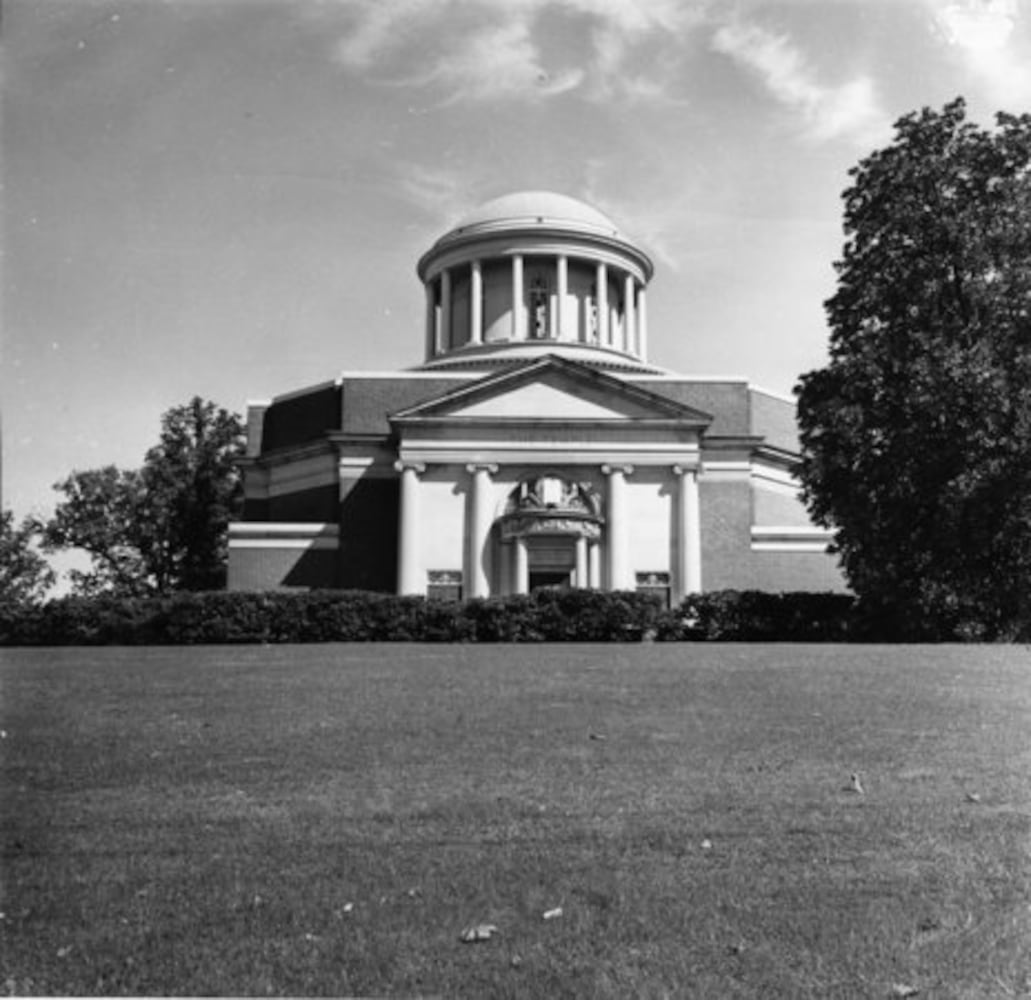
[624,274,636,354]
[595,262,608,346]
[395,462,425,595]
[674,464,702,599]
[514,537,529,594]
[424,282,436,360]
[511,255,524,340]
[575,535,588,588]
[637,287,648,360]
[555,255,568,340]
[588,541,601,589]
[466,463,497,599]
[470,260,483,345]
[602,464,632,589]
[440,269,452,351]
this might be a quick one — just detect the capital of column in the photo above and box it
[671,462,700,477]
[601,463,634,478]
[395,460,426,475]
[465,463,499,476]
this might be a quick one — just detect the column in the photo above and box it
[623,274,636,354]
[395,461,425,595]
[637,287,648,360]
[440,269,452,351]
[555,255,568,340]
[595,261,608,346]
[511,255,524,340]
[575,535,588,588]
[673,464,702,598]
[470,260,483,345]
[602,463,633,590]
[514,536,528,594]
[424,282,436,360]
[588,540,601,589]
[465,463,498,599]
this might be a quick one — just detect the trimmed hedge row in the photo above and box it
[0,589,863,646]
[0,589,671,646]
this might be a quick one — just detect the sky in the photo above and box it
[4,0,1031,540]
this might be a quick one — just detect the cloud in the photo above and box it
[926,0,1031,107]
[711,19,888,144]
[328,0,706,105]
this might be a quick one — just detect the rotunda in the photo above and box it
[416,191,658,372]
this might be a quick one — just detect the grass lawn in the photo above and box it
[1,643,1029,998]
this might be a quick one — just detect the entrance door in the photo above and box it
[526,538,576,591]
[529,568,572,591]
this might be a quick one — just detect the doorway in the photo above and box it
[529,568,572,591]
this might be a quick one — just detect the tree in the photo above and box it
[0,510,55,609]
[796,98,1031,638]
[42,398,246,595]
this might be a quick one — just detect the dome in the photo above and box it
[415,189,657,373]
[450,191,622,239]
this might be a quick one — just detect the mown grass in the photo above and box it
[1,643,1029,998]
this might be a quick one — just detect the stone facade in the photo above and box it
[228,191,846,599]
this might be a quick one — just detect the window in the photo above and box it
[427,570,463,601]
[635,571,671,609]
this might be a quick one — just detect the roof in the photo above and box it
[451,191,622,239]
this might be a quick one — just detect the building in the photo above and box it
[227,191,845,602]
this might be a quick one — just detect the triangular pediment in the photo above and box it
[390,356,712,425]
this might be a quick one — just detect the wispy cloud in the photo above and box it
[328,0,705,105]
[926,0,1031,107]
[710,19,888,145]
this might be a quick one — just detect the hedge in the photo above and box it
[0,589,666,646]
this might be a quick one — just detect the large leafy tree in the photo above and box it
[797,98,1031,638]
[0,510,55,609]
[42,398,246,595]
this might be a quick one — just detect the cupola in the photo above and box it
[415,191,659,372]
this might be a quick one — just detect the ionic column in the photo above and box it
[575,535,588,588]
[470,260,483,345]
[673,464,702,598]
[424,282,436,360]
[588,540,601,589]
[596,261,608,346]
[602,463,633,590]
[637,286,648,360]
[395,461,426,595]
[466,463,498,599]
[511,255,524,340]
[440,269,452,351]
[514,536,528,594]
[555,255,568,340]
[623,274,636,354]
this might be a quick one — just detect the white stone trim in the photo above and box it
[229,523,340,550]
[750,526,834,552]
[398,442,700,465]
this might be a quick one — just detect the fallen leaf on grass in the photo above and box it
[890,985,919,997]
[846,773,865,794]
[542,907,563,920]
[588,732,607,741]
[341,902,354,914]
[965,792,981,803]
[459,923,499,943]
[701,839,713,850]
[56,946,72,959]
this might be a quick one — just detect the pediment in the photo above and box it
[391,356,712,425]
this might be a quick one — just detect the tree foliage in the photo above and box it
[797,98,1031,638]
[42,398,245,596]
[0,510,55,610]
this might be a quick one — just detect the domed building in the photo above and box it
[228,191,844,601]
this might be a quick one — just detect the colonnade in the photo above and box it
[423,254,649,359]
[395,461,701,599]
